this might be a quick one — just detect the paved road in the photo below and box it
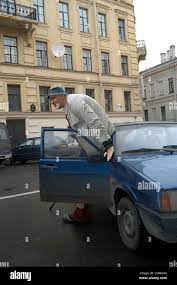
[0,163,177,267]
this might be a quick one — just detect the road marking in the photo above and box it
[0,191,40,200]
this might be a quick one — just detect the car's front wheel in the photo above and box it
[116,196,146,251]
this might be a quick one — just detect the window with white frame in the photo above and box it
[36,41,48,67]
[63,46,73,70]
[80,7,89,33]
[98,13,107,37]
[59,2,69,28]
[83,49,92,72]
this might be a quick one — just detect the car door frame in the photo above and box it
[39,128,112,204]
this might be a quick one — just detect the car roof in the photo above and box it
[114,121,177,127]
[26,137,40,141]
[27,137,40,139]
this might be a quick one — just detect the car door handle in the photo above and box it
[41,164,58,169]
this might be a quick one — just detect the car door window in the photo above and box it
[0,128,7,140]
[34,138,41,146]
[43,130,101,159]
[19,140,33,147]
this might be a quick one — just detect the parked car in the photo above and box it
[39,123,177,251]
[0,122,12,165]
[12,137,41,164]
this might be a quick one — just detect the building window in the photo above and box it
[150,83,155,97]
[101,52,110,74]
[8,85,21,112]
[144,110,149,121]
[152,108,157,121]
[63,46,73,70]
[33,0,45,22]
[83,49,92,72]
[168,78,174,93]
[36,41,48,67]
[65,88,75,94]
[124,91,131,111]
[59,2,69,28]
[121,55,129,76]
[40,86,50,112]
[118,19,126,41]
[80,7,89,33]
[4,36,18,64]
[158,80,164,95]
[86,89,94,99]
[161,106,166,121]
[104,90,113,112]
[144,88,147,100]
[98,13,107,37]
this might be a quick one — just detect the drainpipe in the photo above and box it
[173,58,177,121]
[93,0,105,108]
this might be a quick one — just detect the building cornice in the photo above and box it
[79,0,134,10]
[0,111,142,118]
[140,57,177,77]
[0,64,138,85]
[143,93,176,104]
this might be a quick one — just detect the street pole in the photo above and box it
[173,57,177,121]
[93,0,104,108]
[170,57,177,121]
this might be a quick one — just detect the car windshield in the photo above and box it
[0,128,8,140]
[114,124,177,155]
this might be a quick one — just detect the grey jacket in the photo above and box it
[64,94,115,151]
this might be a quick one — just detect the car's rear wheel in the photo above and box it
[116,196,146,251]
[20,160,27,164]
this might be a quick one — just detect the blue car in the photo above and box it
[12,137,41,164]
[39,122,177,251]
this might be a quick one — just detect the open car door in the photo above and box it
[39,128,112,204]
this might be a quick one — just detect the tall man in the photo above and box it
[48,86,115,223]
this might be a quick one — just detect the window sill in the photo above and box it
[79,32,92,37]
[37,22,49,27]
[36,65,48,69]
[9,110,22,112]
[58,27,73,33]
[99,36,110,41]
[119,40,128,45]
[83,70,92,73]
[4,62,19,65]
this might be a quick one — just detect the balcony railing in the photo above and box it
[137,40,146,49]
[0,0,36,20]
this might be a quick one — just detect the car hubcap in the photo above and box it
[123,210,135,237]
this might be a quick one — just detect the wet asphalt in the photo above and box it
[0,163,177,267]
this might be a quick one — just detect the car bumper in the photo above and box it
[0,153,12,160]
[137,203,177,243]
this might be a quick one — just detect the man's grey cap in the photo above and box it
[48,86,68,98]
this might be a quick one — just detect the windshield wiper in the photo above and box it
[122,148,161,154]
